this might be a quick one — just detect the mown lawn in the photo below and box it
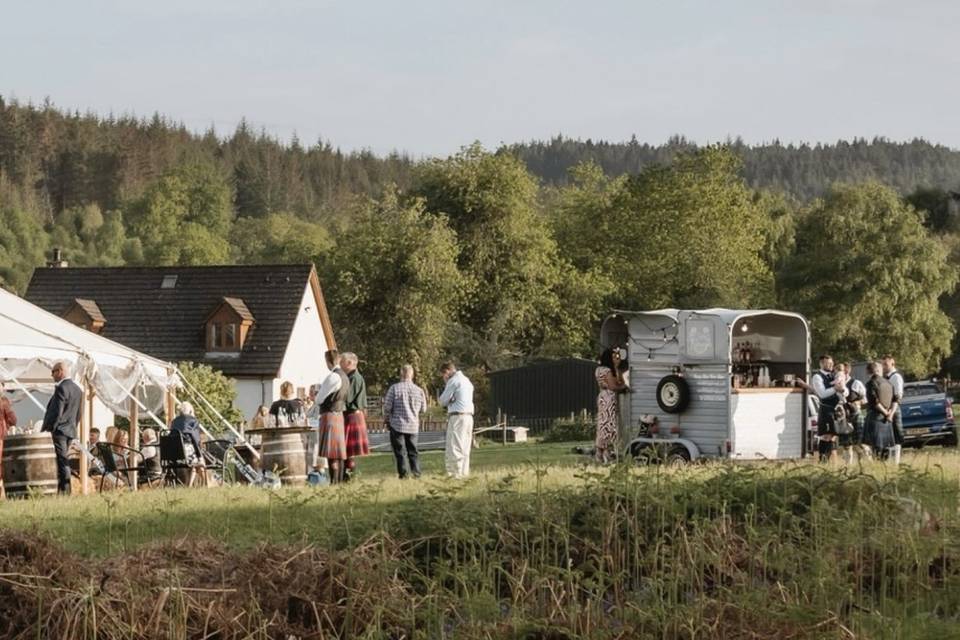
[0,440,593,556]
[356,439,588,478]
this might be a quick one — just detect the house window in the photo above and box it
[161,275,178,289]
[208,322,239,351]
[222,323,237,348]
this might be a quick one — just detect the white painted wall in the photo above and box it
[276,283,332,396]
[235,378,272,424]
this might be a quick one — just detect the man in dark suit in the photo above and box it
[42,361,84,495]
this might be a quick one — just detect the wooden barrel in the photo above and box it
[259,429,307,485]
[2,432,59,498]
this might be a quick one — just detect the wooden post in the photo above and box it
[80,388,92,496]
[165,368,176,427]
[129,395,140,489]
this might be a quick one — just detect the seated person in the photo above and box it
[170,402,204,464]
[88,427,101,451]
[140,428,163,482]
[250,405,269,429]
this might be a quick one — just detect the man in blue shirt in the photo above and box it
[439,362,474,479]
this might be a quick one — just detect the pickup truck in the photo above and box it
[900,381,956,447]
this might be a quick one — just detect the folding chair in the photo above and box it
[159,431,197,487]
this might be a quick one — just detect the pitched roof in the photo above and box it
[72,298,107,323]
[216,297,255,323]
[26,265,333,377]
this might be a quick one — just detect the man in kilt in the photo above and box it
[340,352,369,482]
[316,349,349,483]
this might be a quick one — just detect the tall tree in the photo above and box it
[412,144,600,367]
[554,148,774,311]
[0,178,48,293]
[317,190,464,390]
[230,212,333,265]
[779,182,957,374]
[126,163,232,265]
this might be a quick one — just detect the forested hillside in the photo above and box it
[510,135,960,200]
[2,96,959,392]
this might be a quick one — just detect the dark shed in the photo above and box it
[488,358,597,423]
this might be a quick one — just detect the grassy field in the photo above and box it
[0,443,958,638]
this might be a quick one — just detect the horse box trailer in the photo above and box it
[600,309,811,462]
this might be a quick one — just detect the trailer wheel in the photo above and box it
[630,443,654,465]
[665,445,691,466]
[656,375,690,414]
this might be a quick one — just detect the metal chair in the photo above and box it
[95,442,138,491]
[159,431,197,487]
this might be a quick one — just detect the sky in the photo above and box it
[3,0,960,156]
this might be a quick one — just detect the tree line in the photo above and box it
[1,97,958,395]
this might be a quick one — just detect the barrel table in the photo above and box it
[245,427,312,486]
[2,432,59,497]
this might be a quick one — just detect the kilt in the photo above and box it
[345,411,370,457]
[318,412,347,460]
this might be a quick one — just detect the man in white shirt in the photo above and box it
[882,355,905,464]
[439,362,474,479]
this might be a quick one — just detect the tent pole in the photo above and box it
[80,388,92,496]
[129,394,140,490]
[165,368,175,427]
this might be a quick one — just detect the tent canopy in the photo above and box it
[0,287,177,417]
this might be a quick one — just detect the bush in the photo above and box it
[541,413,595,442]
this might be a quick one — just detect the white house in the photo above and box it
[26,264,337,423]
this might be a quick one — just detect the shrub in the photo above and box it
[541,413,595,442]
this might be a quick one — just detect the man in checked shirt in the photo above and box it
[383,364,428,479]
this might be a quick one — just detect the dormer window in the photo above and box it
[63,298,107,334]
[204,297,254,353]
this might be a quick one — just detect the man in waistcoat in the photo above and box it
[882,355,905,465]
[315,350,350,483]
[808,355,847,462]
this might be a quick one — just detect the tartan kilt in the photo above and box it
[345,411,370,457]
[318,412,347,461]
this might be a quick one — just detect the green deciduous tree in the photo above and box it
[0,178,47,293]
[554,148,774,311]
[779,182,957,375]
[176,361,242,428]
[230,212,333,265]
[126,164,233,265]
[412,145,604,367]
[49,204,141,267]
[317,190,464,390]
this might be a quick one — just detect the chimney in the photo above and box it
[47,248,69,268]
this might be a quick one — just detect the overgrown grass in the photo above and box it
[0,448,958,638]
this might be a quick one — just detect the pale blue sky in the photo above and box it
[3,1,959,155]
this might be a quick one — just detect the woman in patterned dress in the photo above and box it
[595,348,628,463]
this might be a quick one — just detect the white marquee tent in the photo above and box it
[0,286,179,493]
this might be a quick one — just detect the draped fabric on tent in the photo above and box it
[0,287,177,417]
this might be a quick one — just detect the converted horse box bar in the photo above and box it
[601,309,811,462]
